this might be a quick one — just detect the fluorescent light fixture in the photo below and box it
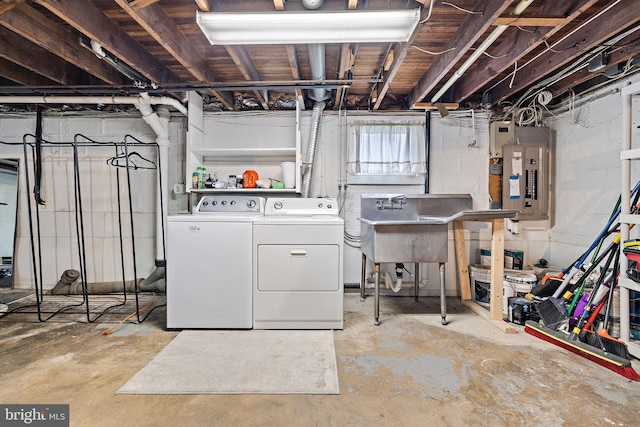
[196,9,420,45]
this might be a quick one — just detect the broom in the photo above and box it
[524,320,640,380]
[535,238,618,329]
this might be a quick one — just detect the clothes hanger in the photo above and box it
[107,151,156,170]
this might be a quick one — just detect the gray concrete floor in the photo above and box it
[0,291,639,426]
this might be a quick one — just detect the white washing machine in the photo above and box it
[167,195,264,329]
[252,197,344,329]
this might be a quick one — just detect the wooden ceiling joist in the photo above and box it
[407,0,512,108]
[195,0,211,12]
[453,0,600,103]
[226,46,270,110]
[0,58,56,87]
[285,45,306,110]
[0,0,27,15]
[273,0,286,11]
[547,35,640,96]
[0,4,125,85]
[493,16,567,26]
[36,0,177,86]
[0,25,94,86]
[127,0,162,10]
[490,1,640,104]
[113,0,234,109]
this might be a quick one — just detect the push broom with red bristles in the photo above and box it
[524,320,640,381]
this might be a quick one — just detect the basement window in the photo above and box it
[347,121,426,185]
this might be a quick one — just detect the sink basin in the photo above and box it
[358,193,519,326]
[359,194,520,263]
[359,194,474,263]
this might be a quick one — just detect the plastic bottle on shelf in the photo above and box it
[192,170,199,189]
[199,166,207,189]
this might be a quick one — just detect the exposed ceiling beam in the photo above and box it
[285,45,306,110]
[226,46,270,110]
[407,0,513,108]
[412,102,459,110]
[0,58,58,87]
[0,25,94,85]
[493,16,567,26]
[547,35,640,97]
[334,43,353,109]
[36,0,178,86]
[113,0,234,109]
[490,0,640,104]
[195,0,211,12]
[0,4,125,85]
[453,0,599,103]
[334,0,360,109]
[371,4,436,110]
[0,0,26,15]
[127,0,162,10]
[273,0,286,10]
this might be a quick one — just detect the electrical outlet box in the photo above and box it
[489,121,514,158]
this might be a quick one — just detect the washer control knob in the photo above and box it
[202,201,208,206]
[221,200,227,206]
[327,204,333,209]
[247,199,256,209]
[230,200,236,206]
[273,201,283,210]
[318,203,323,208]
[211,200,217,206]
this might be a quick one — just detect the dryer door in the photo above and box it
[257,244,340,291]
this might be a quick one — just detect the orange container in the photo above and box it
[242,170,258,188]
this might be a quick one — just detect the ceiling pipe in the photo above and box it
[0,94,188,115]
[304,0,329,102]
[308,43,329,101]
[430,0,533,104]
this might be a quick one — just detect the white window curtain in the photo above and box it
[348,122,426,175]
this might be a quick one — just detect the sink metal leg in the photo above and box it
[360,253,366,301]
[414,262,420,302]
[439,262,448,325]
[374,263,380,325]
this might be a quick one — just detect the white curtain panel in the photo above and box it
[348,123,426,175]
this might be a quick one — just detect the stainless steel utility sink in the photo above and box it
[359,193,519,326]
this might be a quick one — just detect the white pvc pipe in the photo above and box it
[0,92,185,263]
[136,98,171,262]
[0,94,188,116]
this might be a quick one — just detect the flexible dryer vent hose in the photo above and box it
[301,101,325,198]
[51,268,164,295]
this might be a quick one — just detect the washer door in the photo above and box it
[257,244,340,291]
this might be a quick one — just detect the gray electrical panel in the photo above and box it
[489,121,515,158]
[501,127,549,220]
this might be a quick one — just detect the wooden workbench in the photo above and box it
[453,219,517,333]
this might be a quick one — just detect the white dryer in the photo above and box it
[252,198,344,329]
[167,195,264,329]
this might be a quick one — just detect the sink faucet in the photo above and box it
[377,195,406,210]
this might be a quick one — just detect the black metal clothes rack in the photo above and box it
[11,133,165,323]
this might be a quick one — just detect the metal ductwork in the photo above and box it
[308,43,329,102]
[301,100,325,197]
[301,0,328,198]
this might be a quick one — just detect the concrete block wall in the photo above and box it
[546,75,640,268]
[0,112,179,290]
[10,81,640,295]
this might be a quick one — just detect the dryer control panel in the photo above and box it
[265,198,338,216]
